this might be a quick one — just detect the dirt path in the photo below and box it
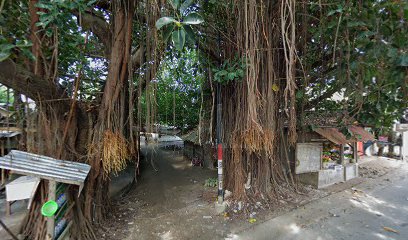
[135,144,215,215]
[97,150,406,240]
[97,144,224,240]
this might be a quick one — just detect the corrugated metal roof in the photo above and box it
[314,127,349,144]
[348,126,375,142]
[0,131,21,138]
[0,150,90,194]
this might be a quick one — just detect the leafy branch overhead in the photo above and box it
[213,55,247,84]
[156,0,204,51]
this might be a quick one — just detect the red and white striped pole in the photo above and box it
[216,34,224,204]
[216,82,223,204]
[217,143,223,203]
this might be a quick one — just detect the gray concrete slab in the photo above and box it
[0,195,27,240]
[234,164,408,240]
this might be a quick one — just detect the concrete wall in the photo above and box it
[298,163,359,189]
[183,142,215,168]
[401,131,408,161]
[344,163,358,181]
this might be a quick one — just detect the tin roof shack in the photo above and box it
[182,129,215,168]
[0,151,91,240]
[295,126,374,188]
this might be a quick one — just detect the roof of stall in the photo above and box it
[313,126,375,144]
[0,150,91,195]
[348,125,375,142]
[313,127,349,144]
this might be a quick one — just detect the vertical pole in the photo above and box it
[47,180,56,240]
[216,83,223,204]
[1,141,4,186]
[340,144,344,165]
[216,33,223,204]
[6,88,11,181]
[353,142,358,163]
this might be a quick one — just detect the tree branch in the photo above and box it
[304,87,340,110]
[75,11,112,56]
[0,59,67,102]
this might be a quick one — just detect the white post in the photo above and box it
[402,131,408,162]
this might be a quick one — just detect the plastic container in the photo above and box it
[41,200,59,217]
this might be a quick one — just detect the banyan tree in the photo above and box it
[0,0,406,239]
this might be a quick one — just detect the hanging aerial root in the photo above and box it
[237,126,274,156]
[102,130,129,177]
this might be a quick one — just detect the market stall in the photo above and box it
[296,126,374,188]
[0,150,91,240]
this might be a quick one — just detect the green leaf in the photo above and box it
[172,28,186,51]
[87,0,97,7]
[180,0,194,14]
[387,48,398,58]
[237,69,244,77]
[163,24,175,43]
[296,90,304,98]
[183,13,204,25]
[396,54,408,67]
[347,21,366,27]
[20,48,36,61]
[45,29,53,37]
[15,40,33,48]
[156,17,177,30]
[217,70,228,76]
[35,3,53,10]
[183,25,196,44]
[0,44,15,52]
[169,0,180,10]
[0,52,11,62]
[227,72,236,80]
[327,6,343,16]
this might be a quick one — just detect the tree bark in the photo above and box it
[0,60,68,103]
[83,1,134,221]
[29,0,43,76]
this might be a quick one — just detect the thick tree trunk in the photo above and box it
[83,1,134,222]
[0,0,143,238]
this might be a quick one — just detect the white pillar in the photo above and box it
[402,131,408,162]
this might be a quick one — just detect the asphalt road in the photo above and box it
[236,163,408,240]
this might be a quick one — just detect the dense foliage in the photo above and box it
[0,0,406,237]
[301,0,408,132]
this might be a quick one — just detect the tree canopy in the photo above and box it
[0,0,406,238]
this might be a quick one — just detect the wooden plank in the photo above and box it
[340,144,345,165]
[0,127,22,132]
[46,180,56,240]
[353,142,358,163]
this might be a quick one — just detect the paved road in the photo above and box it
[236,164,408,240]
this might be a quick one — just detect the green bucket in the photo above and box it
[41,200,58,217]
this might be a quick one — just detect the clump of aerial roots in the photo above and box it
[102,130,129,177]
